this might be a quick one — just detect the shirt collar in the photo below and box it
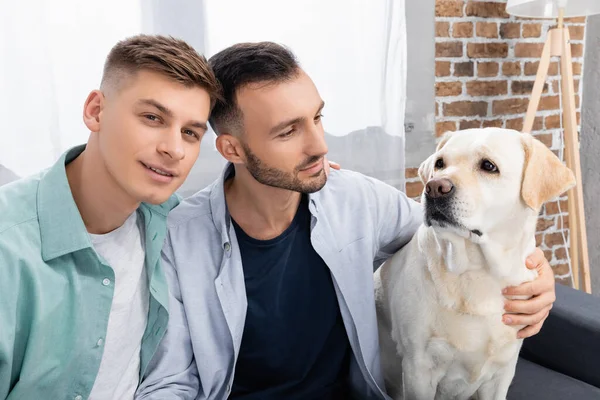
[38,145,180,262]
[209,162,324,247]
[38,145,92,262]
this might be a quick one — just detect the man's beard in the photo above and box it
[242,142,327,194]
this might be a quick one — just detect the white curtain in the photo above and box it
[0,0,407,193]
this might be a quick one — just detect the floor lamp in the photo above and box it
[506,0,600,294]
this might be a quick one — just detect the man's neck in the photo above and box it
[66,143,140,235]
[225,166,302,240]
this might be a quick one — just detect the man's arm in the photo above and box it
[364,175,423,269]
[135,232,200,399]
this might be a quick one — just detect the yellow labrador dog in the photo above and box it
[374,128,575,400]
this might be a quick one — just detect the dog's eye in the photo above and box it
[434,158,444,169]
[480,159,499,173]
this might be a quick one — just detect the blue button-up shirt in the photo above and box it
[136,164,422,400]
[0,146,178,400]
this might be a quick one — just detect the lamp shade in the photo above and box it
[506,0,600,18]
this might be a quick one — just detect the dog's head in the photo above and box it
[418,128,575,242]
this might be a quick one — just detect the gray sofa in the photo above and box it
[508,283,600,399]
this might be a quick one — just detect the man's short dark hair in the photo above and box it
[208,42,300,135]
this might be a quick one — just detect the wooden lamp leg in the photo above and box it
[560,27,592,293]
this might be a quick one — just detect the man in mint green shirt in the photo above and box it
[0,34,221,400]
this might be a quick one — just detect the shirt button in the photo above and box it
[102,278,111,286]
[97,338,104,347]
[224,242,231,251]
[75,395,83,400]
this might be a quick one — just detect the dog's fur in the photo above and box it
[374,128,575,400]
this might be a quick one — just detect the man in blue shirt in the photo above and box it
[137,42,556,399]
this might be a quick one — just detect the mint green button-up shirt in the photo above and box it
[0,146,178,400]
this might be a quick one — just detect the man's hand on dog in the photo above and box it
[501,247,555,339]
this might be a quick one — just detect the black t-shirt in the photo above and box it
[230,196,351,400]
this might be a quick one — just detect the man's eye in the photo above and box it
[144,114,160,122]
[183,129,199,139]
[279,129,295,138]
[314,114,324,122]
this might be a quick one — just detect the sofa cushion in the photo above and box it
[508,357,600,399]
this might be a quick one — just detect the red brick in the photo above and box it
[545,114,561,129]
[565,17,586,23]
[500,23,520,39]
[568,25,585,40]
[540,95,560,111]
[436,21,450,37]
[436,0,464,17]
[535,233,543,247]
[502,62,521,76]
[465,2,509,18]
[492,98,529,116]
[506,116,543,132]
[555,247,568,261]
[477,62,499,77]
[511,80,548,95]
[535,133,553,148]
[436,121,458,137]
[405,168,419,179]
[573,62,582,75]
[466,80,507,96]
[406,181,424,198]
[476,22,498,38]
[524,61,558,76]
[467,43,508,58]
[444,101,488,117]
[436,42,463,58]
[522,23,542,38]
[545,199,568,215]
[453,22,473,38]
[454,61,474,77]
[460,120,482,130]
[436,61,451,77]
[557,215,570,230]
[482,119,503,128]
[536,217,555,232]
[545,232,567,247]
[571,43,583,57]
[436,81,463,97]
[515,43,545,58]
[552,262,570,276]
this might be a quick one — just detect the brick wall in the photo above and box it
[406,0,588,285]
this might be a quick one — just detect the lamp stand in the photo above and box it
[523,9,591,293]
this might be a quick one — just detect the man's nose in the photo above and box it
[157,130,185,160]
[305,123,328,156]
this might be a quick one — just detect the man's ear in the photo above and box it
[83,90,104,133]
[215,133,244,164]
[521,133,575,211]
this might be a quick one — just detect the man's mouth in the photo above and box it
[141,162,175,177]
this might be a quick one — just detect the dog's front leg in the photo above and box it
[474,354,519,400]
[401,355,438,400]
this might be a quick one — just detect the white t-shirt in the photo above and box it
[88,211,148,400]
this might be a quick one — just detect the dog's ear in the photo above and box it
[419,131,454,183]
[436,131,454,152]
[520,133,575,211]
[418,154,435,184]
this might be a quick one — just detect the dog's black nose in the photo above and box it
[425,178,454,199]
